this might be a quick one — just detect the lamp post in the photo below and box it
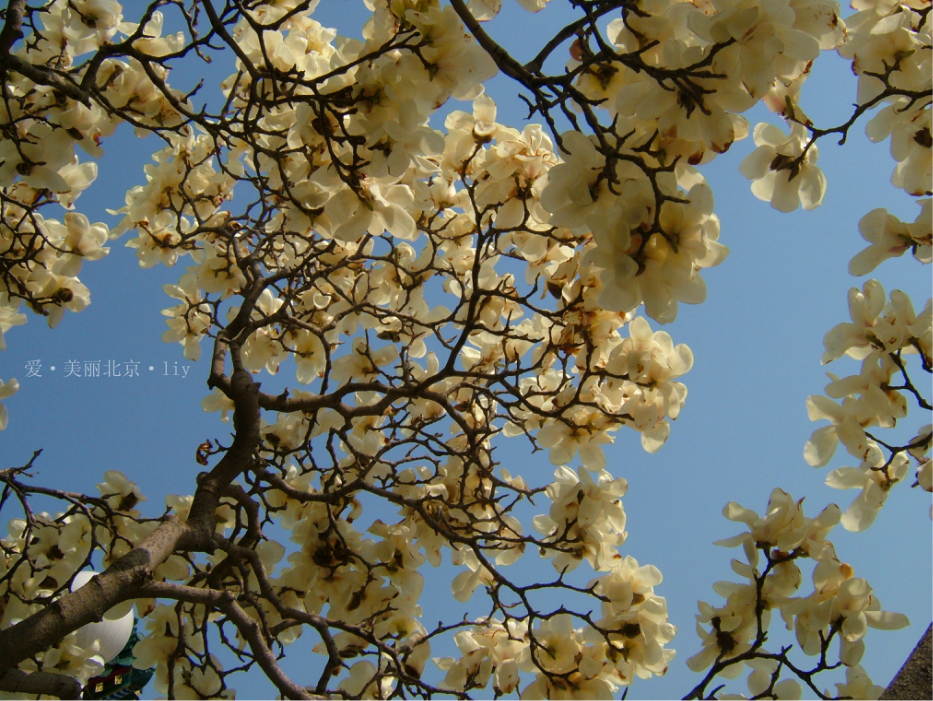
[70,572,154,700]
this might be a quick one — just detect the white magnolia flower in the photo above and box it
[831,665,884,700]
[324,182,418,242]
[536,409,617,469]
[0,295,27,350]
[740,122,826,212]
[849,200,931,274]
[803,394,876,466]
[826,452,909,531]
[523,614,582,675]
[820,280,904,363]
[539,131,604,229]
[162,272,212,361]
[746,660,803,699]
[44,212,110,277]
[202,387,235,422]
[716,488,841,557]
[97,470,146,513]
[0,377,20,430]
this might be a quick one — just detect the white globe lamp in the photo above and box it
[70,571,135,664]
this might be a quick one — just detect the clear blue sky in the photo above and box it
[0,0,929,698]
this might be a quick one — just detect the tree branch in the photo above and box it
[0,668,83,699]
[0,367,263,674]
[137,582,323,700]
[0,0,26,58]
[0,53,92,105]
[446,0,539,85]
[0,515,192,673]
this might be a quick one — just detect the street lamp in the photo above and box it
[71,571,135,665]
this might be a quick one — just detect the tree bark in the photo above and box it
[0,668,82,699]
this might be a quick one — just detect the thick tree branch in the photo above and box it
[0,515,191,673]
[0,364,263,674]
[0,0,26,58]
[0,54,92,104]
[0,668,83,699]
[186,368,262,537]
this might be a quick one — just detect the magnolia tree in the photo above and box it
[0,0,929,696]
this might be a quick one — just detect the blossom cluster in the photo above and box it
[434,555,675,698]
[804,279,931,529]
[0,1,190,293]
[687,489,908,698]
[841,0,932,197]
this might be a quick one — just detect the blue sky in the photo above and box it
[0,0,930,698]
